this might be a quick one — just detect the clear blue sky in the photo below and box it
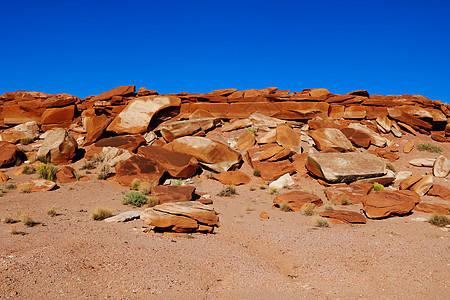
[1,0,449,103]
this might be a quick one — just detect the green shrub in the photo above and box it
[417,143,442,153]
[253,169,261,177]
[122,192,147,207]
[245,127,257,133]
[373,182,385,191]
[171,178,183,186]
[36,163,59,181]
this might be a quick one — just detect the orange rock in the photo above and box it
[427,184,450,200]
[325,183,373,204]
[340,127,371,148]
[115,156,166,188]
[273,191,323,211]
[276,124,301,153]
[319,210,366,224]
[410,175,433,196]
[344,106,366,119]
[212,171,251,186]
[151,185,195,203]
[0,172,9,183]
[414,202,449,215]
[0,141,22,167]
[252,160,295,181]
[19,179,56,192]
[90,85,135,102]
[237,131,255,150]
[399,175,423,190]
[363,190,420,218]
[403,141,414,153]
[56,166,77,183]
[41,105,75,125]
[309,128,353,151]
[259,212,270,219]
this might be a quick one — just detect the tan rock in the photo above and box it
[433,155,449,178]
[325,183,373,204]
[414,203,449,215]
[151,185,196,203]
[309,128,353,152]
[212,171,251,186]
[403,141,414,153]
[0,172,9,183]
[348,123,387,147]
[157,118,220,142]
[276,124,301,153]
[427,184,450,200]
[257,129,277,144]
[237,131,255,150]
[36,128,77,164]
[19,179,56,193]
[409,158,435,167]
[153,201,219,226]
[410,175,433,196]
[0,121,40,144]
[221,119,252,132]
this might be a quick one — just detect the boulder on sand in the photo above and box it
[151,185,196,203]
[212,171,251,186]
[362,190,420,219]
[0,141,22,167]
[433,155,449,178]
[319,210,366,224]
[115,155,166,188]
[170,136,241,173]
[305,152,386,183]
[273,191,323,212]
[36,128,78,164]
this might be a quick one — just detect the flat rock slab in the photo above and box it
[414,203,449,215]
[433,155,449,178]
[362,190,420,219]
[151,185,196,203]
[427,184,450,200]
[19,179,56,192]
[325,183,373,204]
[273,191,323,212]
[319,210,367,224]
[212,171,251,186]
[305,152,386,183]
[308,128,353,151]
[409,158,435,167]
[104,211,141,223]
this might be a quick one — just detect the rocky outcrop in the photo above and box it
[115,155,166,187]
[309,128,353,151]
[36,128,78,164]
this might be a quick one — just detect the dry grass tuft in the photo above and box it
[18,184,31,194]
[139,182,152,195]
[301,203,317,216]
[269,187,279,195]
[428,214,450,227]
[90,152,105,163]
[21,164,36,175]
[131,178,141,190]
[1,211,18,224]
[218,185,237,197]
[279,202,291,212]
[253,169,261,177]
[97,164,110,180]
[146,196,160,208]
[19,213,35,227]
[81,160,96,170]
[46,206,58,217]
[91,207,113,221]
[36,163,59,181]
[323,202,335,211]
[313,216,330,228]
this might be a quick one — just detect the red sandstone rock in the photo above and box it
[273,191,323,212]
[237,131,255,150]
[0,142,22,167]
[325,183,373,204]
[252,159,295,181]
[0,172,9,183]
[151,185,196,203]
[362,190,420,219]
[340,127,371,148]
[90,85,136,102]
[319,210,366,224]
[115,155,166,188]
[427,184,450,200]
[309,128,353,152]
[414,203,449,215]
[137,145,198,178]
[212,171,251,186]
[19,179,56,193]
[276,124,301,153]
[56,166,77,183]
[41,105,75,126]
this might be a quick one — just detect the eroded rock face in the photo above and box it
[115,155,166,187]
[36,128,77,164]
[305,152,386,183]
[325,183,373,204]
[138,145,198,178]
[237,131,255,150]
[140,201,219,233]
[276,124,301,153]
[273,191,323,211]
[157,118,220,142]
[171,136,241,173]
[362,190,420,219]
[319,210,366,224]
[151,185,196,203]
[427,184,450,200]
[107,95,181,134]
[309,128,353,152]
[90,85,136,102]
[0,121,40,144]
[414,203,449,215]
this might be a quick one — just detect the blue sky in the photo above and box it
[1,0,449,102]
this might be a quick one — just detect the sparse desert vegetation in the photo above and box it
[218,185,237,197]
[91,207,113,221]
[36,163,59,181]
[122,192,147,207]
[417,143,442,153]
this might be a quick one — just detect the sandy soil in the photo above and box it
[0,131,449,299]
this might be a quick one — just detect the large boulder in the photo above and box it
[41,105,75,131]
[170,137,241,173]
[56,166,77,183]
[340,127,371,148]
[138,145,198,178]
[273,191,323,211]
[140,201,219,233]
[362,190,420,219]
[36,128,77,164]
[252,160,295,181]
[0,141,22,167]
[305,152,386,183]
[308,128,353,151]
[115,155,166,187]
[236,131,256,150]
[107,95,181,134]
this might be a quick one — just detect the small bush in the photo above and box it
[218,185,237,197]
[22,164,36,175]
[46,206,58,217]
[146,196,160,207]
[417,143,442,153]
[171,178,183,186]
[301,203,317,216]
[20,137,35,145]
[269,187,279,195]
[280,202,291,212]
[19,184,31,194]
[249,185,256,191]
[122,192,147,207]
[5,183,17,190]
[97,164,110,180]
[1,212,17,224]
[245,127,257,133]
[20,213,35,227]
[91,152,105,163]
[323,202,335,211]
[259,185,266,190]
[385,161,396,172]
[131,178,141,190]
[337,194,352,205]
[373,182,385,192]
[313,216,330,228]
[253,169,261,177]
[139,182,152,195]
[91,207,113,221]
[36,163,59,181]
[428,214,450,227]
[245,204,255,212]
[81,160,96,170]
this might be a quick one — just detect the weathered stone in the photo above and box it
[340,127,371,148]
[0,121,40,144]
[409,158,435,167]
[101,147,133,167]
[237,130,255,150]
[363,190,420,218]
[0,141,22,167]
[171,137,241,173]
[348,123,387,147]
[115,155,166,187]
[259,212,270,219]
[138,145,198,178]
[82,114,111,146]
[107,95,181,134]
[104,210,141,223]
[257,129,277,144]
[41,105,75,126]
[153,201,219,226]
[90,85,135,102]
[309,128,353,152]
[276,124,301,153]
[414,203,449,215]
[399,175,423,190]
[221,119,252,132]
[305,152,386,183]
[151,185,196,203]
[433,155,449,178]
[410,175,433,196]
[325,183,373,204]
[252,160,295,181]
[403,141,414,153]
[269,173,294,190]
[273,191,323,212]
[91,134,146,155]
[353,170,395,185]
[374,148,400,162]
[376,116,392,133]
[18,179,56,193]
[0,172,9,183]
[431,133,448,143]
[344,106,366,119]
[212,171,251,186]
[36,128,77,164]
[140,209,199,233]
[319,210,366,224]
[56,166,77,183]
[428,184,450,200]
[158,118,220,142]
